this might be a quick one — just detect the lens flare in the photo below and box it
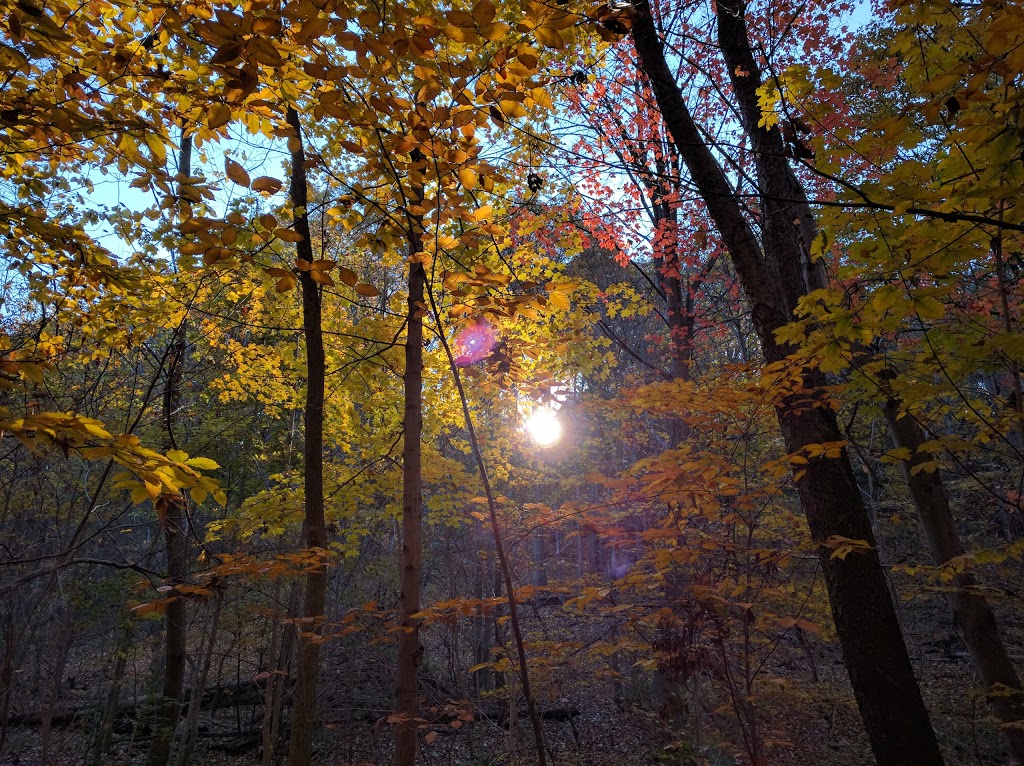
[453,319,497,367]
[524,408,562,447]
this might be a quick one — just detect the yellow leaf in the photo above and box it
[534,26,565,49]
[310,270,335,286]
[457,167,478,189]
[913,295,945,320]
[444,24,477,42]
[480,21,508,40]
[447,9,476,27]
[548,290,570,310]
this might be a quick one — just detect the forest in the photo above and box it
[2,0,1024,764]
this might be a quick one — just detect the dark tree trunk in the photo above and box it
[629,2,944,763]
[286,106,328,766]
[884,398,1024,761]
[146,133,193,766]
[396,150,426,766]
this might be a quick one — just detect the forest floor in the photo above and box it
[1,595,1017,766]
[2,502,1020,766]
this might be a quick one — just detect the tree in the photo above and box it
[762,0,1024,756]
[285,105,328,766]
[624,0,945,762]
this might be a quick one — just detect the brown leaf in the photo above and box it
[252,176,284,194]
[225,158,250,187]
[309,270,335,286]
[208,103,232,130]
[274,227,304,242]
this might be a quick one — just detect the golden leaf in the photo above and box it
[457,167,478,189]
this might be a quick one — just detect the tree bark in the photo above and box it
[395,149,426,766]
[286,106,328,766]
[146,132,193,766]
[629,2,945,763]
[884,398,1024,761]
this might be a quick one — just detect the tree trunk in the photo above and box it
[395,149,426,766]
[91,620,133,765]
[286,106,328,766]
[430,300,548,766]
[147,132,193,766]
[262,582,299,766]
[884,398,1024,761]
[174,593,223,766]
[39,617,73,765]
[629,2,944,763]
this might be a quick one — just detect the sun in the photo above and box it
[524,408,562,447]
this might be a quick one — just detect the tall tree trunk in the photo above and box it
[286,106,328,766]
[884,398,1024,761]
[629,3,944,763]
[395,149,426,766]
[146,132,193,766]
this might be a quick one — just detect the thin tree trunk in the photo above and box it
[884,398,1024,761]
[91,620,133,764]
[263,582,300,766]
[629,3,944,763]
[286,105,328,766]
[174,593,223,766]
[395,149,426,766]
[0,620,14,760]
[147,132,193,766]
[426,289,548,766]
[39,617,73,765]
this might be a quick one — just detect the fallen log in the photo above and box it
[6,679,271,728]
[477,706,579,727]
